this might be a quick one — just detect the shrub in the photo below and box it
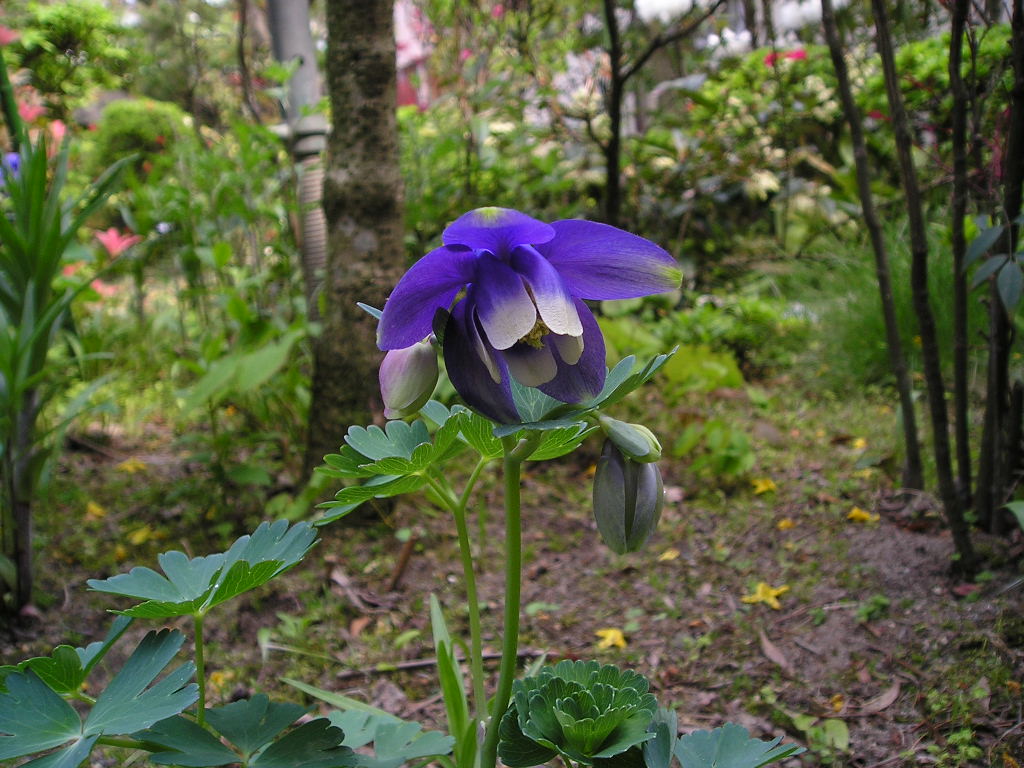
[89,98,191,177]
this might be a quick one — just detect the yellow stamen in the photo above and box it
[519,318,551,349]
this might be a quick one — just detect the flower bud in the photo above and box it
[597,415,662,462]
[592,440,664,554]
[379,339,439,420]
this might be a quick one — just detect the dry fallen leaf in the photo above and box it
[758,629,794,675]
[859,682,901,715]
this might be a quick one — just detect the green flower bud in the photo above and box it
[592,440,664,554]
[597,415,662,462]
[379,339,439,420]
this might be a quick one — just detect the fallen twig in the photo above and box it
[333,649,548,681]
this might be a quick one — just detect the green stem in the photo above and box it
[426,457,491,725]
[194,613,207,727]
[480,434,534,768]
[453,457,490,719]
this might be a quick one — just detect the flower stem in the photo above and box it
[193,613,207,727]
[455,457,492,719]
[480,435,533,768]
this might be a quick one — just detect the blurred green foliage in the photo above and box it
[3,0,130,118]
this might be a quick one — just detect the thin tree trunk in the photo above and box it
[237,0,263,124]
[599,0,723,227]
[979,0,1024,535]
[306,0,406,480]
[602,0,624,227]
[949,0,973,506]
[872,0,976,571]
[821,0,923,490]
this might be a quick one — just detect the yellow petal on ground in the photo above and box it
[658,548,680,562]
[741,582,790,610]
[830,693,845,712]
[596,628,627,649]
[115,457,148,474]
[776,518,796,531]
[208,669,236,694]
[85,501,107,521]
[847,506,880,523]
[129,525,153,545]
[114,544,128,562]
[852,468,874,479]
[751,477,777,495]
[852,437,868,451]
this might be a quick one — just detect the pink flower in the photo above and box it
[18,102,45,122]
[95,228,142,257]
[785,49,807,61]
[62,261,85,277]
[492,3,505,18]
[459,48,472,62]
[90,279,118,298]
[49,120,67,143]
[0,25,19,46]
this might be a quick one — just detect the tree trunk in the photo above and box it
[871,0,976,571]
[602,0,624,227]
[949,0,972,506]
[978,0,1024,533]
[820,0,923,490]
[306,0,406,479]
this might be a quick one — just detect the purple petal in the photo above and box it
[443,301,520,424]
[443,207,555,253]
[502,342,557,387]
[537,300,606,403]
[472,252,537,350]
[536,220,682,300]
[378,245,477,350]
[510,245,583,337]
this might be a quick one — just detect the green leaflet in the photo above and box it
[87,521,316,618]
[0,615,133,694]
[316,412,468,523]
[142,695,358,768]
[282,679,453,768]
[673,723,805,768]
[328,711,453,768]
[0,629,197,766]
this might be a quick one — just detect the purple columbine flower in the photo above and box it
[377,207,681,423]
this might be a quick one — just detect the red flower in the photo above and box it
[95,228,142,257]
[18,102,45,122]
[785,49,807,61]
[49,120,67,143]
[90,279,119,298]
[0,25,20,46]
[763,52,780,67]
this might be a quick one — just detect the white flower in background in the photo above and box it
[637,0,695,23]
[774,0,849,33]
[745,170,780,201]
